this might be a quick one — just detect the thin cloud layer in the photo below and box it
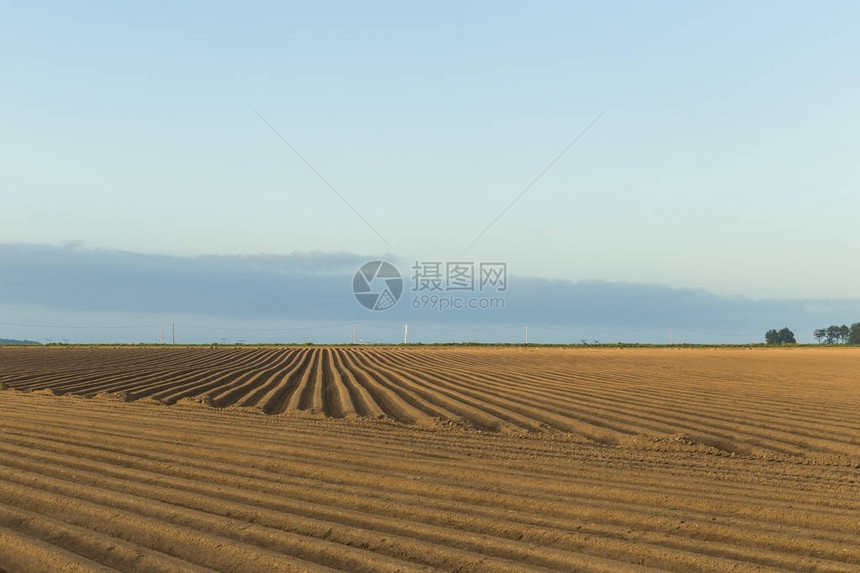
[1,244,858,340]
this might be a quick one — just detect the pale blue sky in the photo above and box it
[3,1,859,298]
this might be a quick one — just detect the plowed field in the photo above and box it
[0,346,858,571]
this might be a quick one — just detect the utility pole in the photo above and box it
[668,326,673,345]
[404,324,408,344]
[160,329,164,344]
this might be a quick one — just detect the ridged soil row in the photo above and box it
[0,347,223,388]
[4,422,856,541]
[357,349,624,436]
[327,349,385,418]
[383,349,860,454]
[2,347,860,454]
[7,395,855,506]
[206,349,300,407]
[518,364,860,456]
[318,348,355,418]
[0,523,120,573]
[7,402,855,516]
[282,348,323,413]
[0,347,251,396]
[332,349,438,425]
[242,349,316,414]
[152,349,286,405]
[409,361,819,455]
[341,348,510,430]
[0,471,352,573]
[1,394,857,572]
[345,350,471,423]
[0,445,654,572]
[4,415,856,553]
[370,349,645,437]
[223,348,304,409]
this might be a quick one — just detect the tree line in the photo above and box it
[765,323,860,344]
[813,324,860,345]
[764,328,796,345]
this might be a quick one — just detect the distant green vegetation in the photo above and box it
[9,341,860,349]
[764,324,860,345]
[813,323,860,345]
[764,327,797,345]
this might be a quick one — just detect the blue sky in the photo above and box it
[2,2,859,342]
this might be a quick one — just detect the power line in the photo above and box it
[175,322,353,332]
[534,325,666,334]
[1,319,762,342]
[0,321,163,329]
[673,328,759,338]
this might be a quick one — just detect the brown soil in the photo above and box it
[0,346,857,571]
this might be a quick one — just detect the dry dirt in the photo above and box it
[0,346,857,572]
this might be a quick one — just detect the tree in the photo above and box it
[815,323,860,344]
[778,327,796,344]
[765,327,796,345]
[849,323,860,345]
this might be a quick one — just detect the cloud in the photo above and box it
[1,244,858,341]
[0,243,369,319]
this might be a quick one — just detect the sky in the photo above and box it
[2,244,858,344]
[2,2,859,342]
